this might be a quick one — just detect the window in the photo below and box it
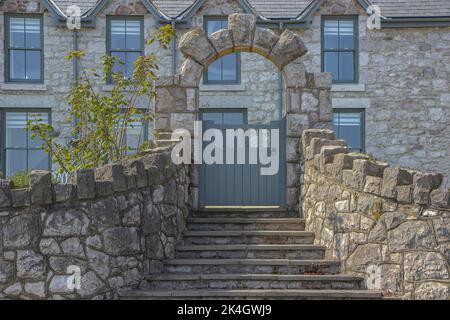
[322,16,358,83]
[201,109,247,125]
[107,17,143,80]
[204,17,240,84]
[333,109,365,152]
[123,114,149,155]
[1,110,50,177]
[5,15,43,82]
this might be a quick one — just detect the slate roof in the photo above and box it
[369,0,450,18]
[46,0,450,19]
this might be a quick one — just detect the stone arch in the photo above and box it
[154,13,333,209]
[177,13,308,92]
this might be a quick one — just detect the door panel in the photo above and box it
[199,110,286,207]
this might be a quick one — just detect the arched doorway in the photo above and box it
[155,14,333,210]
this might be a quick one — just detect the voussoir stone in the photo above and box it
[228,13,256,49]
[271,29,307,68]
[252,27,279,55]
[208,29,234,54]
[179,28,216,65]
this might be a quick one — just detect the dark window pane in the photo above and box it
[223,112,244,125]
[9,17,25,48]
[126,20,141,50]
[333,112,363,151]
[222,53,237,81]
[112,51,126,75]
[207,59,222,81]
[202,113,222,125]
[26,50,41,80]
[339,52,354,81]
[10,50,26,80]
[28,112,49,148]
[28,150,48,171]
[110,20,126,50]
[324,20,339,49]
[6,150,27,177]
[126,52,140,78]
[339,20,354,50]
[6,112,27,148]
[324,52,339,81]
[25,18,41,49]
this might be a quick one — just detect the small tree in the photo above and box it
[28,25,174,175]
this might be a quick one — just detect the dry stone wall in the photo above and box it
[0,147,190,299]
[301,129,450,299]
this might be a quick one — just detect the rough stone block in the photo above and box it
[364,176,383,195]
[179,58,203,87]
[44,209,90,237]
[430,190,450,208]
[320,146,348,172]
[11,188,30,207]
[283,63,306,88]
[54,184,75,203]
[16,250,46,280]
[0,260,15,283]
[3,214,41,249]
[179,28,216,65]
[396,185,412,203]
[123,159,148,189]
[228,13,256,49]
[404,251,448,281]
[95,163,127,193]
[29,170,52,205]
[0,179,13,208]
[387,221,436,251]
[301,129,334,152]
[312,73,333,89]
[381,167,414,199]
[413,173,443,205]
[73,169,96,200]
[95,181,114,197]
[103,227,140,255]
[309,138,346,160]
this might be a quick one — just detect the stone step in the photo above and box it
[187,218,305,231]
[164,259,341,274]
[182,231,315,245]
[119,289,382,300]
[175,244,325,259]
[191,210,299,219]
[142,274,365,290]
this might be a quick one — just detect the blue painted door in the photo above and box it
[199,110,286,207]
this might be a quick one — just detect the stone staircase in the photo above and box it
[120,211,382,300]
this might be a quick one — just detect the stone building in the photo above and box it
[0,0,449,203]
[0,1,449,300]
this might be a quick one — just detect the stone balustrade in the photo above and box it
[0,146,190,299]
[301,129,450,300]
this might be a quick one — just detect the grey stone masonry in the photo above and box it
[0,146,190,299]
[301,129,450,300]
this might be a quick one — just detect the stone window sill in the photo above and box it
[332,98,371,109]
[0,83,47,91]
[331,84,366,92]
[200,84,246,92]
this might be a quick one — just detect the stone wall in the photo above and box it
[301,129,450,299]
[0,146,190,299]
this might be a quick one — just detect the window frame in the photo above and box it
[106,15,145,83]
[122,112,150,154]
[332,108,365,152]
[0,108,52,177]
[203,16,241,85]
[321,15,359,84]
[200,108,248,125]
[4,13,44,83]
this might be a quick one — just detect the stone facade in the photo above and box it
[1,0,449,189]
[301,129,450,299]
[0,146,190,299]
